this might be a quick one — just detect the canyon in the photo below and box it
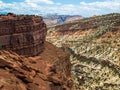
[0,13,72,90]
[47,13,120,90]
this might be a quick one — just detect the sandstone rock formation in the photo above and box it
[0,14,72,90]
[0,13,47,56]
[0,42,72,90]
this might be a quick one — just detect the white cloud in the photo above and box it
[80,0,120,10]
[79,0,120,16]
[25,0,54,4]
[0,0,120,17]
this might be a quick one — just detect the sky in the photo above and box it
[0,0,120,17]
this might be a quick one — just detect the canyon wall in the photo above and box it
[0,13,72,90]
[0,14,47,56]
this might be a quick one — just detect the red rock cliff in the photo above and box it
[0,14,72,90]
[0,14,47,56]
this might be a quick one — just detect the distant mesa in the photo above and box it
[43,14,83,26]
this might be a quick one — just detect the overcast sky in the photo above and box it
[0,0,120,17]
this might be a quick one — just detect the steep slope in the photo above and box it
[0,42,72,90]
[0,14,72,90]
[47,13,120,90]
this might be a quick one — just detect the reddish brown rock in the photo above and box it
[0,14,72,90]
[0,42,72,90]
[0,14,47,56]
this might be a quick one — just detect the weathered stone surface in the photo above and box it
[0,13,72,90]
[0,14,47,56]
[0,42,72,90]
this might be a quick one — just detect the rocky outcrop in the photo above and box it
[0,13,47,56]
[0,42,72,90]
[0,14,72,90]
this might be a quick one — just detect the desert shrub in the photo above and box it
[82,23,114,42]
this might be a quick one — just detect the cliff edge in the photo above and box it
[0,13,47,56]
[0,14,72,90]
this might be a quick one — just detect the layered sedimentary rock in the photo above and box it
[0,13,72,90]
[0,42,72,90]
[0,13,47,56]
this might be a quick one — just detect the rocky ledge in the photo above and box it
[0,14,72,90]
[0,42,72,90]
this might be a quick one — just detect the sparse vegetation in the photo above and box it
[47,13,120,90]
